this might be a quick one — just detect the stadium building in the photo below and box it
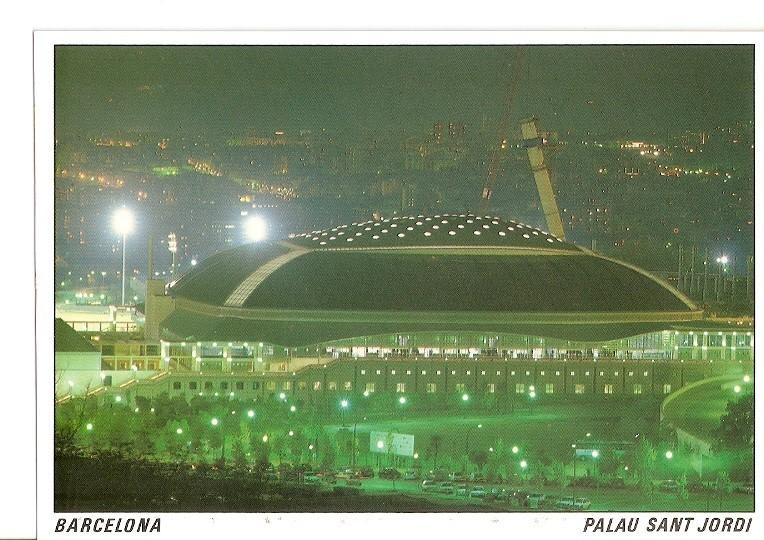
[58,214,753,404]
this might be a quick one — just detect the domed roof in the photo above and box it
[168,214,694,315]
[285,213,578,251]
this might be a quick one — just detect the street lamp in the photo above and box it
[665,450,673,460]
[398,396,407,405]
[176,428,183,435]
[461,393,469,402]
[340,399,349,426]
[511,446,519,454]
[85,423,93,431]
[290,405,296,412]
[247,410,255,418]
[210,418,219,426]
[112,207,134,306]
[244,216,267,242]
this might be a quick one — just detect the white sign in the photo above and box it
[370,431,415,457]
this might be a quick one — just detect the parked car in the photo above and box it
[354,468,374,479]
[527,493,546,508]
[421,480,438,492]
[402,470,419,481]
[574,497,592,510]
[658,479,679,492]
[335,469,355,480]
[304,472,322,485]
[556,496,575,510]
[469,486,488,498]
[437,481,456,494]
[379,468,402,480]
[455,483,469,496]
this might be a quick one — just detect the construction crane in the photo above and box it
[480,47,525,212]
[519,117,566,240]
[479,47,566,241]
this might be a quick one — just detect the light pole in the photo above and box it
[112,207,134,306]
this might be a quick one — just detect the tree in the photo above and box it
[231,436,247,469]
[715,471,732,511]
[633,438,657,495]
[550,460,568,495]
[428,434,442,469]
[714,394,753,452]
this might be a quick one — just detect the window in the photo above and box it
[599,371,604,376]
[539,371,545,376]
[643,371,649,377]
[252,381,260,390]
[204,381,213,390]
[451,370,456,375]
[189,381,197,390]
[421,370,426,375]
[628,371,634,377]
[236,381,244,390]
[266,381,276,391]
[663,384,672,394]
[525,371,530,376]
[406,370,412,375]
[603,384,614,395]
[220,381,228,390]
[365,382,375,393]
[545,383,554,394]
[376,369,382,375]
[481,370,486,376]
[173,381,181,390]
[282,381,292,390]
[298,381,307,390]
[396,382,406,393]
[328,381,337,391]
[390,370,396,375]
[574,384,585,394]
[515,383,525,394]
[360,369,366,375]
[313,381,321,391]
[426,383,437,393]
[496,370,501,375]
[633,384,643,395]
[437,370,442,375]
[585,371,590,376]
[511,371,516,376]
[455,383,466,392]
[486,383,495,393]
[466,370,471,375]
[570,371,575,376]
[344,381,352,391]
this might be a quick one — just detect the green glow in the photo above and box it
[461,393,469,401]
[210,418,219,426]
[151,165,180,176]
[520,460,528,469]
[665,450,673,459]
[85,423,93,431]
[399,396,407,404]
[592,450,600,458]
[512,446,519,454]
[247,410,255,418]
[176,428,183,435]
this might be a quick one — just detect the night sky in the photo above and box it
[55,45,753,137]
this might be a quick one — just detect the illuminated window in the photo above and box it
[298,381,307,390]
[486,383,496,393]
[421,370,427,375]
[396,382,406,393]
[344,381,352,390]
[481,370,486,376]
[406,370,412,375]
[496,370,501,375]
[266,381,276,391]
[282,381,291,390]
[328,381,337,391]
[360,369,366,375]
[451,370,456,375]
[390,369,396,375]
[603,384,614,395]
[574,384,585,394]
[633,384,642,395]
[455,383,466,392]
[545,383,554,394]
[376,369,382,375]
[313,381,321,391]
[437,370,442,375]
[515,383,525,394]
[628,371,634,377]
[643,371,649,377]
[539,371,545,376]
[663,384,672,394]
[365,382,375,394]
[426,383,437,393]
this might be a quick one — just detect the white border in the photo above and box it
[33,30,762,540]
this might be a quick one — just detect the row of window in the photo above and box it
[170,380,672,395]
